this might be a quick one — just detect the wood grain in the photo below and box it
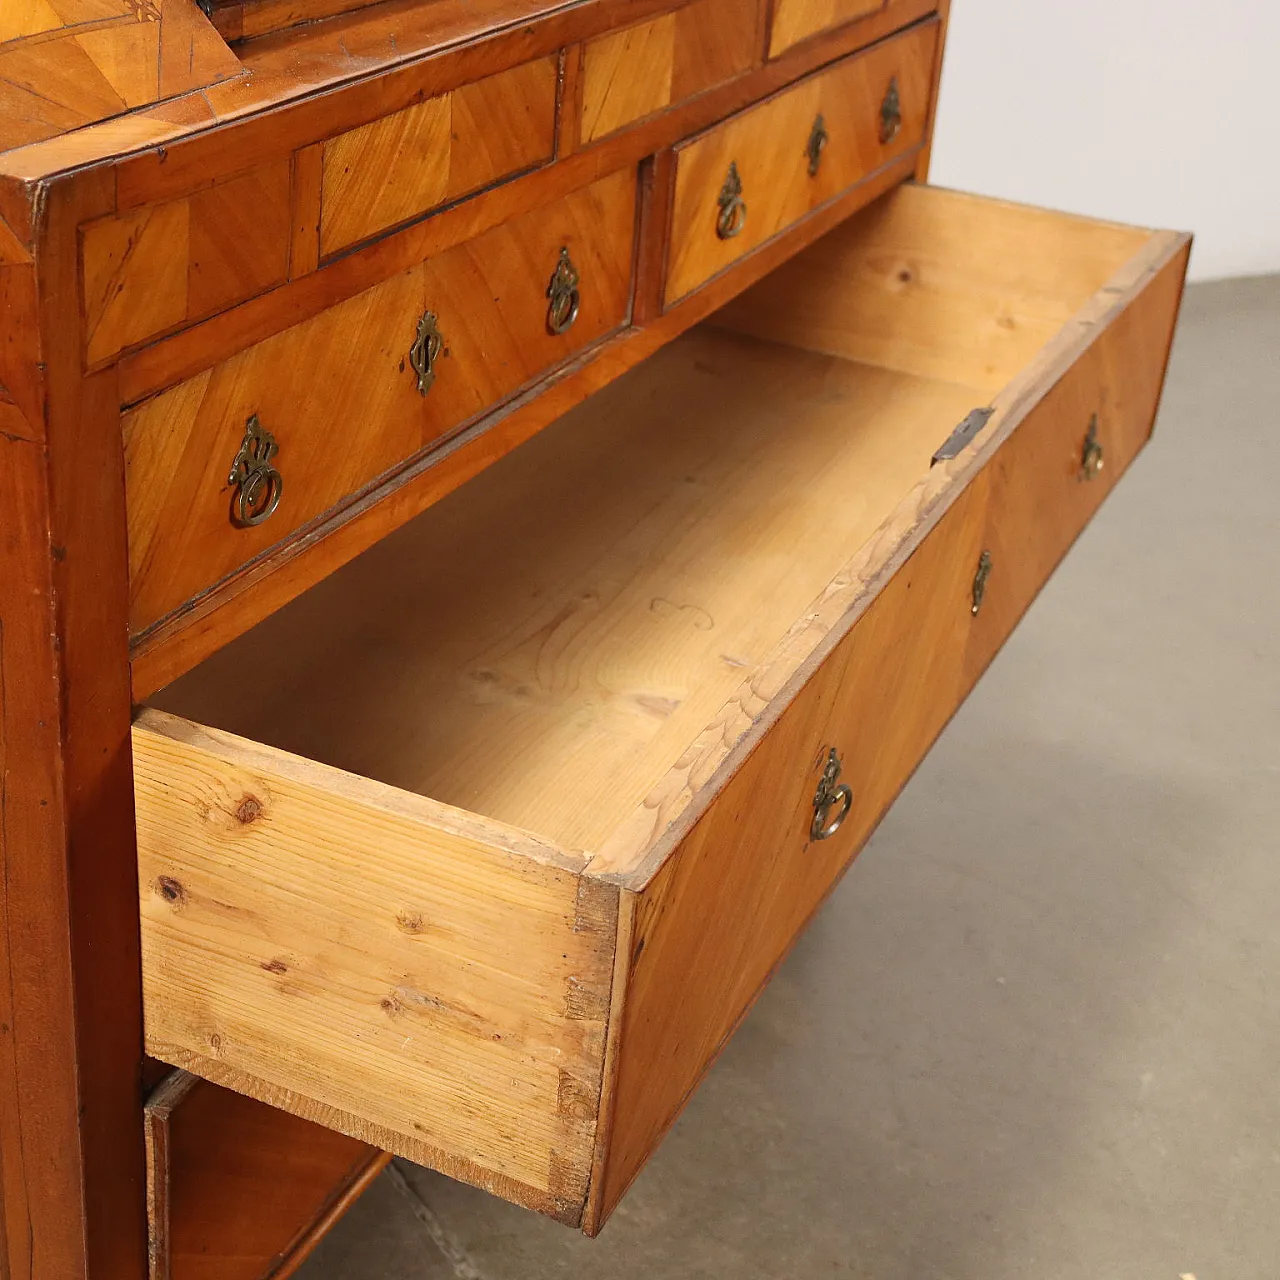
[712,183,1153,392]
[125,166,637,637]
[146,1071,387,1280]
[319,56,557,256]
[140,192,1188,1234]
[135,709,618,1226]
[0,0,243,153]
[127,151,922,698]
[769,0,884,57]
[82,159,292,366]
[665,18,938,304]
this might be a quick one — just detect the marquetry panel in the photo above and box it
[0,0,242,154]
[124,167,638,636]
[319,56,557,257]
[769,0,885,58]
[81,161,291,367]
[580,0,759,144]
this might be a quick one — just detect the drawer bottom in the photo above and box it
[136,185,1189,1233]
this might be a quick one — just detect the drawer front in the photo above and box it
[579,0,760,145]
[664,20,937,306]
[593,250,1185,1223]
[124,166,637,638]
[319,57,558,257]
[770,0,886,58]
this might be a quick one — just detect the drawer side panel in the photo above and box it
[135,712,618,1226]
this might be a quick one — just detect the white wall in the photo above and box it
[928,1,1280,281]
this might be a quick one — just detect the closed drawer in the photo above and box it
[578,0,760,145]
[663,19,938,307]
[124,166,637,639]
[135,186,1188,1234]
[318,57,558,256]
[770,0,888,58]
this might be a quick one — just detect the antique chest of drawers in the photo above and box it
[0,1,1188,1277]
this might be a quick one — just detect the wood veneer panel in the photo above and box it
[125,166,637,637]
[82,159,292,366]
[770,0,884,57]
[0,0,242,153]
[319,56,557,256]
[146,1073,387,1280]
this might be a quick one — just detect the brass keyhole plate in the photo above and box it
[410,310,444,396]
[879,75,902,145]
[806,112,829,177]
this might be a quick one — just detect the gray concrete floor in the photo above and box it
[297,276,1280,1280]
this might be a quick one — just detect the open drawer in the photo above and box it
[135,186,1189,1235]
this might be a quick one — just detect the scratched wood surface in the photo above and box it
[0,0,242,153]
[124,166,636,638]
[664,18,938,304]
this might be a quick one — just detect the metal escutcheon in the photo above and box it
[546,246,581,336]
[971,549,993,616]
[806,112,829,177]
[1080,413,1105,480]
[811,747,853,841]
[228,415,283,528]
[879,75,902,145]
[716,161,747,240]
[410,310,444,396]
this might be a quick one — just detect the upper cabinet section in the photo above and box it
[0,0,243,153]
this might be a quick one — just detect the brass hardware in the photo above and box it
[716,161,747,240]
[971,549,993,616]
[932,407,994,466]
[227,415,283,529]
[806,113,829,177]
[811,747,853,841]
[1080,413,1105,480]
[546,247,581,336]
[879,75,902,144]
[409,310,444,396]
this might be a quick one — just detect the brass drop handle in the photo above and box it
[546,246,581,336]
[811,747,853,841]
[716,161,747,240]
[410,310,444,396]
[971,549,993,616]
[228,415,283,529]
[806,112,828,177]
[1080,413,1105,480]
[879,75,902,145]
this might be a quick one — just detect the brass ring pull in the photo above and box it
[806,112,828,177]
[811,747,853,841]
[546,247,581,336]
[410,310,444,396]
[716,161,747,240]
[228,415,282,529]
[1080,413,1105,480]
[879,75,902,145]
[971,549,993,616]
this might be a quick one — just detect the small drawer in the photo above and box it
[769,0,887,58]
[663,19,938,307]
[318,57,558,256]
[578,0,760,146]
[135,186,1187,1233]
[124,166,637,639]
